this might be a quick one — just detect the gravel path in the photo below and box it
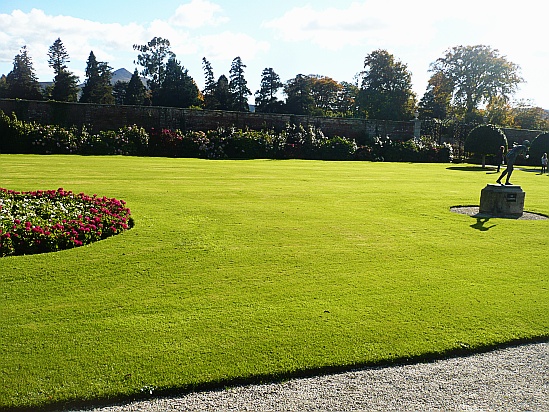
[72,341,548,412]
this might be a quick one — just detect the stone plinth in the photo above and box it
[479,184,525,217]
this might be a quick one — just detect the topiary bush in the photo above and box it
[464,124,507,167]
[528,132,549,166]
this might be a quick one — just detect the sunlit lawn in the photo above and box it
[0,155,547,411]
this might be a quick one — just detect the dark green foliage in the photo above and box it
[47,38,79,102]
[0,75,7,98]
[283,123,327,159]
[49,70,80,102]
[27,124,79,154]
[213,75,231,111]
[0,110,454,162]
[112,81,127,105]
[133,37,175,97]
[255,68,284,113]
[355,136,453,163]
[80,126,149,155]
[147,128,184,157]
[464,124,507,156]
[317,136,357,160]
[431,45,523,117]
[5,46,43,100]
[201,58,218,110]
[80,52,114,104]
[124,69,147,106]
[155,58,200,108]
[418,72,453,120]
[228,57,251,111]
[284,75,315,115]
[528,132,549,165]
[0,111,31,153]
[357,49,416,121]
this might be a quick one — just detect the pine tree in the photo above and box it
[156,58,200,108]
[255,68,283,113]
[80,51,114,104]
[202,57,218,109]
[6,46,43,100]
[112,81,128,105]
[213,75,231,111]
[228,57,251,111]
[0,74,7,98]
[47,38,79,102]
[284,75,315,115]
[124,69,146,105]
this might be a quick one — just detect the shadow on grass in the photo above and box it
[470,217,496,231]
[447,166,495,172]
[6,335,548,412]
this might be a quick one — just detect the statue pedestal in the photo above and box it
[479,184,525,217]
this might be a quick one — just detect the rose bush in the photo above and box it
[0,188,134,257]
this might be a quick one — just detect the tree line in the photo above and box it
[0,37,547,129]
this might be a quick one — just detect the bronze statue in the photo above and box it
[496,141,530,185]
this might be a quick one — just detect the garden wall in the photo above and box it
[0,98,414,143]
[0,99,539,146]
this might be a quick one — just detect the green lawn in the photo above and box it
[0,155,548,411]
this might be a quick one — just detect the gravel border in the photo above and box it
[71,341,548,412]
[450,206,548,220]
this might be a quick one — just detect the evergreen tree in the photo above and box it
[213,75,231,111]
[228,56,251,111]
[48,38,70,74]
[284,74,315,115]
[6,46,43,100]
[255,68,283,113]
[112,81,128,105]
[47,38,79,102]
[156,57,200,108]
[80,51,114,104]
[0,74,7,98]
[124,69,147,106]
[51,70,80,102]
[202,57,218,109]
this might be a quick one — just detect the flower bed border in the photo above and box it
[0,188,134,257]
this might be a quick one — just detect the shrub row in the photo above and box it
[0,110,453,162]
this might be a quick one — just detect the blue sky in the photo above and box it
[1,0,548,108]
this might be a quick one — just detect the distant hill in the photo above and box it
[111,68,147,86]
[111,68,133,84]
[39,68,145,90]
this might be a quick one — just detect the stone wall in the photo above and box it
[0,99,540,145]
[0,98,414,143]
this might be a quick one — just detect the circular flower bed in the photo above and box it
[0,188,134,257]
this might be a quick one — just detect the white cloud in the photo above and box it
[0,5,267,81]
[198,31,270,61]
[169,0,228,28]
[262,2,437,50]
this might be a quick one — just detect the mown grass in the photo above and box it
[0,155,547,411]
